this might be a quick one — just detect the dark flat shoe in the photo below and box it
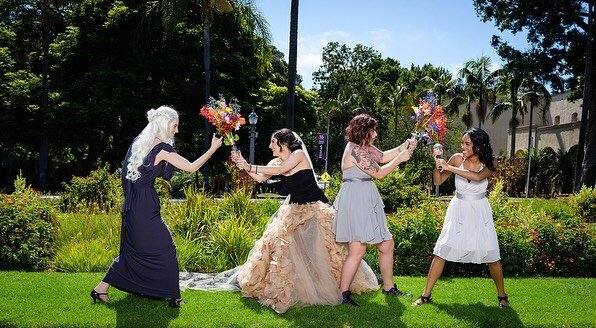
[341,291,359,307]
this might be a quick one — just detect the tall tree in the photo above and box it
[474,0,595,188]
[459,56,498,130]
[286,0,299,129]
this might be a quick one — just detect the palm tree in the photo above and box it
[422,73,465,116]
[384,83,409,147]
[321,92,358,171]
[151,0,270,187]
[286,0,299,129]
[520,75,551,197]
[490,67,523,157]
[459,56,498,129]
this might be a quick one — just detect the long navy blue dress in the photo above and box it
[104,142,180,300]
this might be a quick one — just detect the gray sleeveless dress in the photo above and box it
[332,166,392,244]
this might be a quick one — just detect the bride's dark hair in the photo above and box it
[273,128,302,152]
[466,128,495,171]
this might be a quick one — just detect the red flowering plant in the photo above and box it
[200,96,246,151]
[411,91,448,146]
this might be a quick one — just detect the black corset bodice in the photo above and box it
[279,169,329,204]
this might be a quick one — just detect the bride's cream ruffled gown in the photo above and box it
[180,169,378,314]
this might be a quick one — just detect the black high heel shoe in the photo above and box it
[90,289,108,303]
[498,294,510,307]
[341,291,359,307]
[169,298,184,308]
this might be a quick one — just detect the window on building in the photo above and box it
[572,113,578,122]
[554,116,560,125]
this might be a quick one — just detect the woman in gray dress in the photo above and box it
[333,114,416,306]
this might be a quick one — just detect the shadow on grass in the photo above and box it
[434,301,523,328]
[239,290,408,327]
[108,294,179,328]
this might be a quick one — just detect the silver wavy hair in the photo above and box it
[126,106,178,182]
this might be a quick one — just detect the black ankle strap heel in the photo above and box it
[90,289,108,303]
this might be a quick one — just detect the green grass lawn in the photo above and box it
[0,272,594,327]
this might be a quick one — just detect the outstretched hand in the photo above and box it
[407,138,418,151]
[435,158,448,171]
[211,134,223,149]
[231,151,249,170]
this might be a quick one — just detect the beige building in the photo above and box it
[464,91,582,156]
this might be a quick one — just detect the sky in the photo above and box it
[255,0,531,90]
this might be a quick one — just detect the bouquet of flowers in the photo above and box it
[411,91,448,146]
[200,96,246,151]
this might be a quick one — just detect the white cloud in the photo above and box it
[369,28,390,52]
[294,30,355,89]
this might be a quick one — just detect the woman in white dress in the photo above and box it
[412,128,510,307]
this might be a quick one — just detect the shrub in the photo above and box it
[53,213,120,272]
[389,201,445,276]
[60,164,122,214]
[376,167,428,213]
[387,196,596,277]
[0,173,55,271]
[570,186,596,223]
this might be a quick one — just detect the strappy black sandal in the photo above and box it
[498,294,510,307]
[90,289,109,303]
[169,298,184,308]
[411,294,432,306]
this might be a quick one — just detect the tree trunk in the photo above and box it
[393,106,398,147]
[202,6,213,190]
[509,79,517,158]
[286,0,299,130]
[38,0,51,189]
[576,3,596,190]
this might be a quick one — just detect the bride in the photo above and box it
[182,128,378,314]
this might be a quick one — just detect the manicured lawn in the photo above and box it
[0,272,594,327]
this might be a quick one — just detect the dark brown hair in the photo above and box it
[345,114,378,145]
[272,128,302,152]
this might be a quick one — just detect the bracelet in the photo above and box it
[248,164,252,172]
[255,165,258,174]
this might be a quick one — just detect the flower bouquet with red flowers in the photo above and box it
[200,96,246,151]
[411,91,448,146]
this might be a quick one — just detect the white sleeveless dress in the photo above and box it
[433,164,501,263]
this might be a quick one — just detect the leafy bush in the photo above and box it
[376,167,428,213]
[390,195,596,277]
[0,173,55,271]
[53,213,120,272]
[60,164,122,214]
[164,187,278,272]
[570,186,596,223]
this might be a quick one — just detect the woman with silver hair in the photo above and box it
[91,106,222,307]
[230,128,378,313]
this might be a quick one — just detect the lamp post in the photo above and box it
[248,110,259,164]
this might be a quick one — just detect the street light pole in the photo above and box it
[248,110,258,165]
[324,115,330,173]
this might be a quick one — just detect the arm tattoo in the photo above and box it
[351,146,380,173]
[368,146,383,163]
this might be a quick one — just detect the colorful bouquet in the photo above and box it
[411,91,448,146]
[200,96,246,151]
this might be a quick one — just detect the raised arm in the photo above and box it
[433,154,461,185]
[436,154,495,182]
[242,158,279,183]
[155,134,222,172]
[370,139,416,163]
[238,150,306,176]
[348,143,412,179]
